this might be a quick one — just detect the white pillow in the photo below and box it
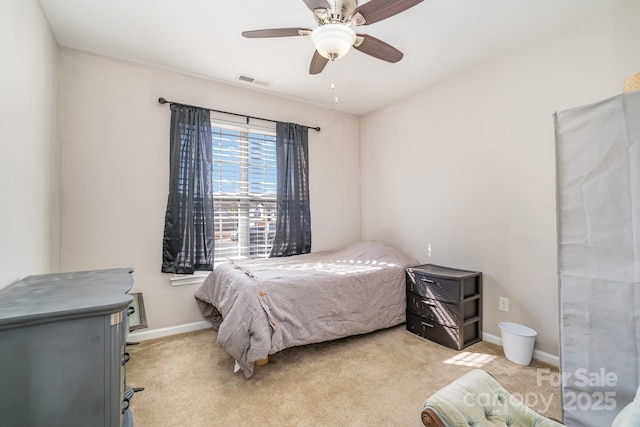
[612,385,640,427]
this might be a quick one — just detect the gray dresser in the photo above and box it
[0,268,137,427]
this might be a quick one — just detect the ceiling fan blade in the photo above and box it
[352,0,423,25]
[309,50,329,75]
[303,0,330,13]
[354,34,403,63]
[242,28,312,38]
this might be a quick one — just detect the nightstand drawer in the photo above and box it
[406,293,459,327]
[407,271,461,303]
[406,311,459,349]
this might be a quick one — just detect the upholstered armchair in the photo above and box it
[421,369,564,426]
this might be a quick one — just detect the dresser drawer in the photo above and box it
[406,292,460,327]
[406,311,460,349]
[407,271,461,303]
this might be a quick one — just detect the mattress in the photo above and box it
[194,240,417,377]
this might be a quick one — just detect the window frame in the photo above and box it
[210,115,277,264]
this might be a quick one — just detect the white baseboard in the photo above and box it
[128,320,211,342]
[483,332,559,367]
[127,323,560,367]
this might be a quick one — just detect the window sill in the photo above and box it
[169,272,210,287]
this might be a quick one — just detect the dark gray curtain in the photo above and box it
[269,122,311,257]
[161,104,214,273]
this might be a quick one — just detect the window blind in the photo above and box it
[211,118,277,262]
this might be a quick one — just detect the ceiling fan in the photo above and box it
[242,0,424,75]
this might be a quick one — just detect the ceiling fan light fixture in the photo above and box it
[311,23,356,61]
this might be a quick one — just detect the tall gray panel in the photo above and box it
[555,91,640,426]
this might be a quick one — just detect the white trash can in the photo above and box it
[499,322,537,365]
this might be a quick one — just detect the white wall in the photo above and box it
[9,0,635,349]
[360,0,640,355]
[57,49,360,330]
[0,0,59,289]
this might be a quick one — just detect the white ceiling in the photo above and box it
[39,0,627,116]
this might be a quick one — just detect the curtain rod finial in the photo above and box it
[158,97,168,104]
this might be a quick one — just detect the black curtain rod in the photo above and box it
[158,97,320,132]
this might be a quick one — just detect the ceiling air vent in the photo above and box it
[236,74,272,87]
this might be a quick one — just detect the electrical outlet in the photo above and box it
[499,297,509,312]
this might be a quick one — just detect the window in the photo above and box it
[211,115,277,263]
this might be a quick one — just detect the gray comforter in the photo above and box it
[194,241,417,378]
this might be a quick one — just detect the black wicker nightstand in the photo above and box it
[405,264,482,350]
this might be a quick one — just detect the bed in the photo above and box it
[194,240,418,378]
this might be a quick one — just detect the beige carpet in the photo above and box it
[127,325,562,426]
